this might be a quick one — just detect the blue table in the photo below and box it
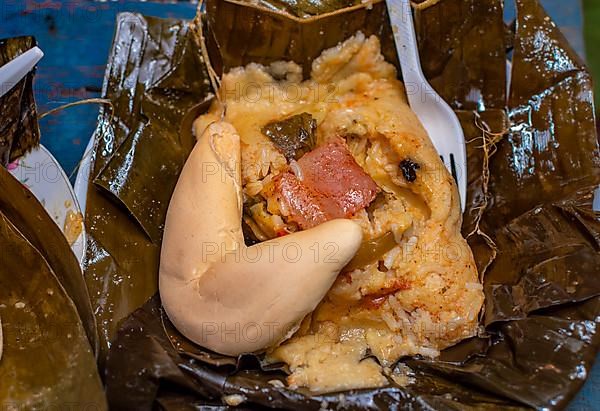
[1,1,597,409]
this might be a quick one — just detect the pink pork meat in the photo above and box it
[273,139,379,229]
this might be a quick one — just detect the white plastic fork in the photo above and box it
[386,0,467,211]
[0,46,44,99]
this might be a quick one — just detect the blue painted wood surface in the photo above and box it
[0,1,597,409]
[1,0,197,176]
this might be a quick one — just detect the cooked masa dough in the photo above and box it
[194,32,483,393]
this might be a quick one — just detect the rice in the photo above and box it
[245,181,263,197]
[466,282,484,290]
[383,246,401,270]
[417,346,440,358]
[200,32,484,393]
[381,302,400,331]
[289,159,303,180]
[222,394,247,406]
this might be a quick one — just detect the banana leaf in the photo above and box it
[206,0,399,75]
[0,186,105,408]
[247,0,362,17]
[0,166,98,352]
[0,36,40,167]
[82,13,213,362]
[106,296,524,411]
[85,0,600,409]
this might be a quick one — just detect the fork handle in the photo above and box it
[0,46,44,99]
[387,0,428,104]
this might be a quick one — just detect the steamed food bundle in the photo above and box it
[160,33,483,392]
[2,0,600,408]
[79,0,600,408]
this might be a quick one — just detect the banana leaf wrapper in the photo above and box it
[206,0,399,76]
[0,165,98,353]
[243,0,363,17]
[0,166,106,408]
[82,13,213,362]
[0,36,41,167]
[84,0,600,409]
